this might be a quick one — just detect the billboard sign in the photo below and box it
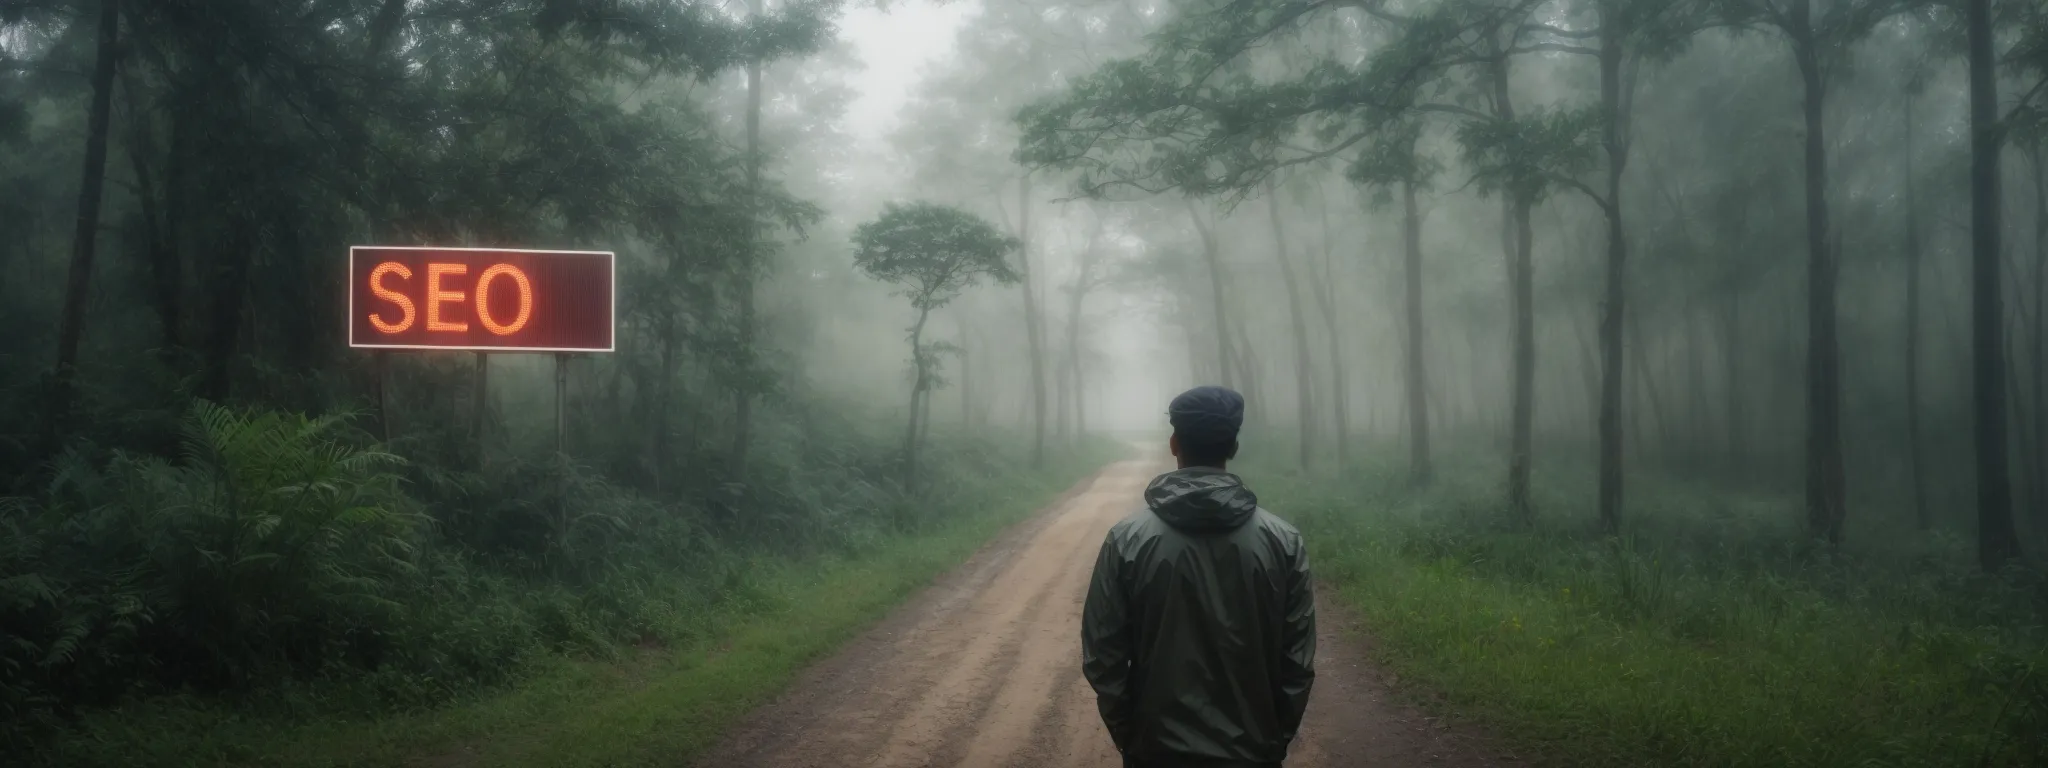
[348,246,614,352]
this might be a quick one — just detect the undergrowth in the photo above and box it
[1247,447,2048,767]
[1,399,1118,763]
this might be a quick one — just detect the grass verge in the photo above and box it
[28,442,1119,768]
[1244,448,2048,768]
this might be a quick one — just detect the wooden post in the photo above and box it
[375,350,391,443]
[554,352,568,456]
[472,351,489,468]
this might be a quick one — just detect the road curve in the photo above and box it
[695,456,1524,768]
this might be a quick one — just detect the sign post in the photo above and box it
[374,350,391,443]
[555,352,568,456]
[349,246,615,458]
[472,351,489,467]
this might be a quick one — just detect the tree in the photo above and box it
[1510,0,1707,533]
[1183,199,1237,390]
[1455,104,1600,521]
[1304,177,1353,467]
[1998,0,2048,559]
[47,0,119,444]
[1017,0,1596,499]
[1263,177,1318,467]
[1900,69,1929,531]
[1348,120,1440,485]
[892,0,1155,469]
[1965,0,2017,568]
[730,0,840,478]
[1713,0,1902,545]
[1058,209,1115,440]
[852,202,1020,488]
[1016,173,1050,467]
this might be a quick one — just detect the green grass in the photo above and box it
[26,444,1118,768]
[1244,448,2048,768]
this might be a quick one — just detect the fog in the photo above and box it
[2,0,2046,754]
[3,0,2045,549]
[3,0,2044,553]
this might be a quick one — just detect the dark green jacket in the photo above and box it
[1082,467,1316,766]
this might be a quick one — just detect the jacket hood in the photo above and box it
[1144,467,1259,532]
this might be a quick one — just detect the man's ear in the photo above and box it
[1225,439,1240,460]
[1169,432,1181,457]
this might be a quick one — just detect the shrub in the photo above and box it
[2,402,424,725]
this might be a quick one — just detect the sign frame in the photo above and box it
[346,245,617,354]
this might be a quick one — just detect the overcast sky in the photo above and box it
[839,0,973,144]
[832,0,1177,434]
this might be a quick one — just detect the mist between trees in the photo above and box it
[2,0,2047,762]
[974,0,2047,565]
[0,0,1125,751]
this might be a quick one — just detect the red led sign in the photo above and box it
[348,246,614,352]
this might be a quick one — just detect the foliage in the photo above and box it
[1347,119,1441,194]
[0,1,1077,754]
[1,402,422,720]
[1454,106,1602,204]
[0,396,1100,754]
[852,202,1022,311]
[16,437,1119,767]
[1250,446,2048,767]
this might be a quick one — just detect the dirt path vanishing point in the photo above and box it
[697,456,1527,768]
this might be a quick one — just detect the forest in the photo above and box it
[3,0,2048,764]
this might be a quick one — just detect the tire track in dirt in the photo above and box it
[696,457,1524,768]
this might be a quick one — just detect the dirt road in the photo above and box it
[697,458,1523,768]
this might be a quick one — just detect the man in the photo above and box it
[1081,385,1316,768]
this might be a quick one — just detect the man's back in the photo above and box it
[1082,466,1316,768]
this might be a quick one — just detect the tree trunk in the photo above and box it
[123,68,184,354]
[1072,348,1086,436]
[905,307,932,489]
[1487,46,1536,521]
[1019,173,1048,467]
[1402,180,1432,483]
[1723,292,1748,480]
[956,314,975,428]
[1508,196,1536,519]
[50,0,121,434]
[1966,0,2019,568]
[1462,326,1485,439]
[1904,95,1930,530]
[731,45,765,478]
[1187,200,1233,389]
[2029,145,2047,527]
[1312,184,1350,467]
[1791,12,1847,545]
[920,374,935,450]
[1067,294,1088,439]
[1596,21,1629,534]
[1055,344,1072,440]
[1264,181,1316,468]
[1231,315,1262,417]
[1064,224,1098,441]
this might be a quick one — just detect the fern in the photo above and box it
[0,400,425,719]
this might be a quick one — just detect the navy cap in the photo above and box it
[1168,385,1245,443]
